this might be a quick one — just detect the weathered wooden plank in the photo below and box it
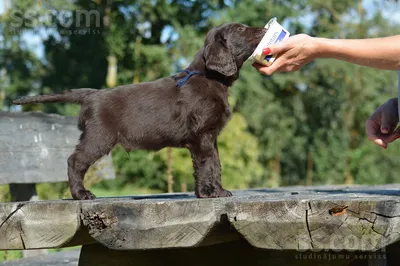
[9,183,49,258]
[77,186,400,251]
[0,185,399,252]
[227,190,400,251]
[80,197,222,249]
[0,201,81,249]
[0,112,115,184]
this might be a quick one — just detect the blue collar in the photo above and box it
[176,69,231,87]
[176,69,201,87]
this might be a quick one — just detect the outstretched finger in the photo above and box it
[380,111,396,134]
[252,60,283,76]
[251,63,267,74]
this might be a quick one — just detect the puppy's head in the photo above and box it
[203,23,266,77]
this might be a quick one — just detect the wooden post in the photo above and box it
[106,55,117,88]
[166,147,173,193]
[306,151,313,186]
[368,257,387,266]
[181,183,187,192]
[9,183,37,202]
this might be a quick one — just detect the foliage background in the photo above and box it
[1,0,399,198]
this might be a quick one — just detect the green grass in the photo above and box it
[0,251,22,262]
[48,246,81,253]
[0,247,82,263]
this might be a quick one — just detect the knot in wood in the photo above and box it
[81,211,118,236]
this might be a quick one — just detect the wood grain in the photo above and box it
[0,201,81,249]
[0,112,115,184]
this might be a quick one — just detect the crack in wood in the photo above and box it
[19,232,26,249]
[359,215,386,238]
[359,217,375,224]
[0,203,24,229]
[370,216,387,238]
[18,221,26,250]
[370,212,400,219]
[305,202,314,249]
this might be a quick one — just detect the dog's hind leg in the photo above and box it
[189,134,232,198]
[67,129,116,200]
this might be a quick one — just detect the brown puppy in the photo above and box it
[13,23,266,200]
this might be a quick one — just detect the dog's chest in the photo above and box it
[207,93,231,131]
[219,100,231,127]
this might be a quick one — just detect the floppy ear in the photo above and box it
[204,34,237,77]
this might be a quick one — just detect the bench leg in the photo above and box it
[368,258,387,266]
[9,183,37,202]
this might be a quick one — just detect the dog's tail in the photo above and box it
[13,89,97,105]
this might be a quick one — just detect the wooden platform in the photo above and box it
[1,185,399,265]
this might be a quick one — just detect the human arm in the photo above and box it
[253,34,400,75]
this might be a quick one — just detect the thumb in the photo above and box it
[374,138,388,149]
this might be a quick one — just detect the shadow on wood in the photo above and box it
[78,240,398,266]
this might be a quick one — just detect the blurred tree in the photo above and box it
[0,0,47,110]
[302,0,399,185]
[213,0,311,187]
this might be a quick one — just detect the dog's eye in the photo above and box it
[237,26,246,32]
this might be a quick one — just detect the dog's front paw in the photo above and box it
[72,189,96,200]
[219,189,232,197]
[196,185,232,198]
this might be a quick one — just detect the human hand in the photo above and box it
[252,34,318,75]
[366,98,400,149]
